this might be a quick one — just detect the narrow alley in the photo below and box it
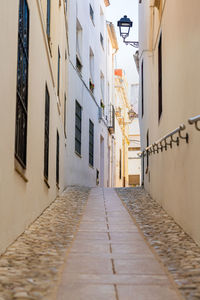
[0,186,199,299]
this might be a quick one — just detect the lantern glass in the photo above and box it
[117,15,133,39]
[128,106,136,121]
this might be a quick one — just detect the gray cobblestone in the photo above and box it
[116,187,200,300]
[0,186,90,300]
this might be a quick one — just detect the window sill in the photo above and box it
[15,159,28,182]
[44,177,50,188]
[75,151,82,158]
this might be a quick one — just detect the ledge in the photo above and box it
[75,151,82,159]
[44,177,50,189]
[15,159,28,183]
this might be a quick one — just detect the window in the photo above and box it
[89,4,94,23]
[89,120,94,166]
[100,33,104,48]
[141,60,144,117]
[64,93,67,137]
[100,72,105,100]
[47,0,51,40]
[89,48,94,92]
[119,149,122,179]
[15,0,29,168]
[57,47,60,97]
[75,101,82,155]
[64,0,67,12]
[158,34,162,120]
[56,131,59,185]
[76,19,82,72]
[146,130,149,169]
[100,6,104,49]
[44,85,50,180]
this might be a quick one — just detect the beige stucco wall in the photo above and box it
[139,0,200,245]
[0,0,67,254]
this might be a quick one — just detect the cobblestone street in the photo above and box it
[0,186,90,300]
[0,186,199,299]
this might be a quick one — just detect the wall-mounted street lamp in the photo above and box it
[117,15,139,48]
[128,105,137,121]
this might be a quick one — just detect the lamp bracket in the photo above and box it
[123,39,139,48]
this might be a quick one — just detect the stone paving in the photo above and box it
[116,187,200,300]
[0,186,90,300]
[55,188,182,300]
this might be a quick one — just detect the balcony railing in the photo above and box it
[108,104,115,134]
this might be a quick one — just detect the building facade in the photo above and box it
[0,0,68,254]
[139,0,200,245]
[128,118,141,186]
[65,0,117,187]
[114,69,132,187]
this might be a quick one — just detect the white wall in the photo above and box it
[65,0,113,187]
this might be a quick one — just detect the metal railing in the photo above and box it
[188,115,200,131]
[138,124,189,157]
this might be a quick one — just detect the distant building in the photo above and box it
[114,69,132,187]
[65,0,118,187]
[128,118,141,186]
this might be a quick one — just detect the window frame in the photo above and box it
[158,34,162,121]
[141,60,144,118]
[75,100,82,156]
[56,130,60,185]
[46,0,51,39]
[44,85,50,181]
[15,0,30,169]
[57,46,60,97]
[89,120,94,167]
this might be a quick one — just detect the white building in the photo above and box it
[128,83,141,186]
[65,0,117,187]
[128,118,141,186]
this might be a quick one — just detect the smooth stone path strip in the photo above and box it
[55,188,183,300]
[116,187,200,300]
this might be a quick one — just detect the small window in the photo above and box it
[75,101,82,155]
[44,85,50,180]
[89,48,94,92]
[158,34,162,120]
[119,149,122,179]
[76,19,82,72]
[64,93,67,137]
[64,0,67,12]
[100,33,104,48]
[141,60,144,117]
[100,72,105,100]
[89,120,94,166]
[57,47,60,97]
[56,130,60,185]
[47,0,51,40]
[89,4,94,23]
[146,130,149,169]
